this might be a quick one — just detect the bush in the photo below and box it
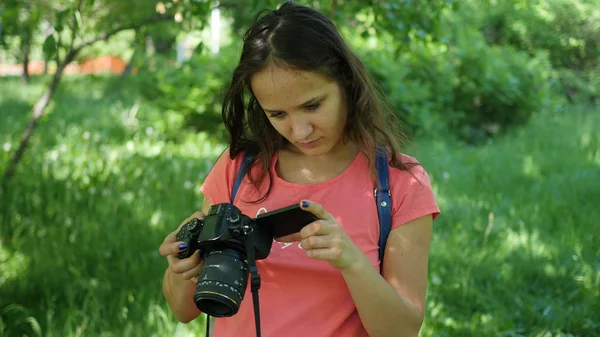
[360,27,558,143]
[459,0,600,104]
[134,44,239,142]
[449,28,557,141]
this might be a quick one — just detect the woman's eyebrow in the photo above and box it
[263,94,327,113]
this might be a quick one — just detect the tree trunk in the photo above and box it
[121,47,139,77]
[22,38,31,84]
[1,14,172,189]
[2,50,77,188]
[329,0,338,20]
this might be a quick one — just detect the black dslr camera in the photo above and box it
[176,203,273,318]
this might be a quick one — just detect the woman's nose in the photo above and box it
[290,116,313,141]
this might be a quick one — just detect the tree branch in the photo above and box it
[1,12,175,189]
[73,15,172,54]
[67,0,83,54]
[329,0,338,20]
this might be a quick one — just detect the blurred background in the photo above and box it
[0,0,598,336]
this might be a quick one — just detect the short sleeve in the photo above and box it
[199,149,245,205]
[389,155,441,229]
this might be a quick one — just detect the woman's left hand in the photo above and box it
[277,200,365,271]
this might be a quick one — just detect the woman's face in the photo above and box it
[250,64,349,157]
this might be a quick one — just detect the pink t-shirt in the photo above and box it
[199,149,440,337]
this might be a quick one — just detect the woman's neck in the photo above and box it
[277,141,360,184]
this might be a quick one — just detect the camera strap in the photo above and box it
[243,229,263,337]
[203,224,263,337]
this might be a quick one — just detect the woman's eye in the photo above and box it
[305,102,320,111]
[269,112,285,119]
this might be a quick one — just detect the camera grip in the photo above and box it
[175,218,202,259]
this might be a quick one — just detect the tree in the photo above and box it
[1,0,213,188]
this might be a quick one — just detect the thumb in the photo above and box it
[275,232,303,242]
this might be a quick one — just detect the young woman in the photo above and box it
[159,2,440,336]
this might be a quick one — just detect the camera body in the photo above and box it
[176,203,272,260]
[175,203,273,317]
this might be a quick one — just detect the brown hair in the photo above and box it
[221,1,415,203]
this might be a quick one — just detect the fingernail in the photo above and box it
[178,243,187,250]
[301,200,309,208]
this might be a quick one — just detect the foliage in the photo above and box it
[137,0,454,142]
[134,43,240,141]
[137,0,597,144]
[221,0,451,50]
[0,77,599,336]
[359,27,559,142]
[2,0,599,143]
[417,102,600,337]
[457,0,600,103]
[0,76,222,337]
[1,1,599,336]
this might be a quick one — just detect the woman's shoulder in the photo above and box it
[203,148,251,183]
[389,152,426,171]
[386,152,440,221]
[387,152,433,186]
[213,148,253,167]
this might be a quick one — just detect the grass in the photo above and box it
[415,106,600,337]
[0,75,598,337]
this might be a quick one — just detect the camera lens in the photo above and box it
[193,249,248,317]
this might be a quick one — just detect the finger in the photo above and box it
[166,254,177,267]
[300,234,333,250]
[304,246,343,260]
[300,200,334,221]
[299,220,332,239]
[165,247,196,266]
[159,240,189,257]
[182,261,204,280]
[159,212,205,255]
[275,232,303,242]
[169,250,202,274]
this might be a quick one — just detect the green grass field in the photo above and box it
[1,76,598,337]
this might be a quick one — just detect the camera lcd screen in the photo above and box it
[256,204,318,239]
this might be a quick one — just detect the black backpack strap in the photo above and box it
[231,150,255,203]
[375,148,392,270]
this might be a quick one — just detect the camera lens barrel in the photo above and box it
[193,249,248,317]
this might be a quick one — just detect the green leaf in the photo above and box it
[42,34,57,60]
[55,9,72,32]
[74,9,83,31]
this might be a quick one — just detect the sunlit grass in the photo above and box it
[414,106,600,337]
[0,76,599,337]
[0,75,218,337]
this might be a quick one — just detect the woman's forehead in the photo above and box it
[250,65,335,109]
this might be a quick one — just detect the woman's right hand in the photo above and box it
[159,211,206,283]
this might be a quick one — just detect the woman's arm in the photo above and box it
[340,214,433,337]
[162,266,202,323]
[161,197,214,323]
[284,200,433,337]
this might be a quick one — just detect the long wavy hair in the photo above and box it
[222,1,414,203]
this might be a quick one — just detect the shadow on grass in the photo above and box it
[0,74,220,336]
[417,109,600,336]
[2,75,598,336]
[0,146,215,336]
